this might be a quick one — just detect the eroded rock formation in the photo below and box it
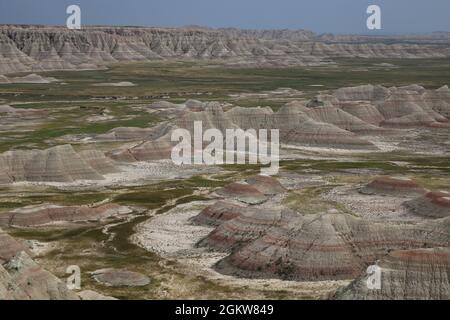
[107,133,175,162]
[0,204,130,228]
[216,182,268,204]
[0,227,114,300]
[91,268,150,287]
[245,175,286,195]
[360,177,426,197]
[191,200,246,226]
[0,144,117,183]
[1,26,450,74]
[333,85,450,129]
[359,176,426,196]
[214,214,450,281]
[335,247,450,300]
[0,251,79,300]
[0,228,30,264]
[404,191,450,218]
[198,208,296,251]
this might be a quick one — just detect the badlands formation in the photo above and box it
[404,191,450,218]
[1,26,450,74]
[135,173,450,299]
[0,85,449,300]
[0,227,113,300]
[0,204,130,228]
[189,177,450,283]
[1,83,448,186]
[0,144,117,183]
[335,247,450,300]
[359,176,426,197]
[0,26,449,300]
[0,81,449,298]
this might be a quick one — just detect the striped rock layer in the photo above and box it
[335,247,450,300]
[215,182,268,205]
[105,84,449,163]
[198,208,296,251]
[333,85,450,129]
[0,251,79,300]
[0,144,117,183]
[210,213,450,281]
[0,227,30,264]
[404,191,450,218]
[360,176,426,197]
[191,201,246,226]
[0,227,112,300]
[2,26,450,74]
[0,204,129,228]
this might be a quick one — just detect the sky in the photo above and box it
[0,0,449,34]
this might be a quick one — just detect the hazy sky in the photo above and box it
[0,0,449,34]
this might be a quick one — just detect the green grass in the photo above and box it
[283,186,354,216]
[112,175,224,209]
[2,58,450,151]
[6,175,246,300]
[281,159,404,173]
[281,157,450,175]
[2,58,450,103]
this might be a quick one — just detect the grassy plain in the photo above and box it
[0,58,449,299]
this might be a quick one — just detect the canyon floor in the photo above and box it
[1,58,449,299]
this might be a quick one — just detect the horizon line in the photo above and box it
[1,23,450,37]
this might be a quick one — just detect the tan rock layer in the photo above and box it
[0,144,117,183]
[360,177,426,197]
[0,227,30,264]
[191,200,246,226]
[2,26,450,74]
[0,204,126,227]
[216,182,268,205]
[212,213,450,281]
[334,247,450,300]
[404,191,450,218]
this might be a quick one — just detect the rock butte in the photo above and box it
[1,83,446,185]
[1,227,112,300]
[96,122,175,141]
[197,208,296,251]
[0,227,30,264]
[1,73,59,84]
[213,213,450,281]
[0,144,118,183]
[404,191,450,218]
[2,26,450,74]
[0,104,46,117]
[335,247,450,300]
[333,85,450,129]
[0,251,79,300]
[0,105,48,131]
[191,200,246,226]
[107,134,174,162]
[106,84,450,164]
[215,182,268,205]
[92,268,150,287]
[0,204,130,228]
[360,176,426,197]
[245,175,286,195]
